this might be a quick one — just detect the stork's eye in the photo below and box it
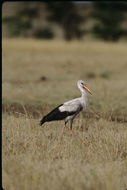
[81,82,84,85]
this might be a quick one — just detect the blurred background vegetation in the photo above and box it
[2,1,127,41]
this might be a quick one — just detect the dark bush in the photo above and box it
[46,2,85,40]
[91,2,127,41]
[86,72,97,79]
[34,27,54,39]
[100,71,111,79]
[3,15,32,37]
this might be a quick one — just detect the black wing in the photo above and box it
[40,104,76,126]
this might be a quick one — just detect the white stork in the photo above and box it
[40,80,92,141]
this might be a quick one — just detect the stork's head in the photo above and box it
[77,80,92,95]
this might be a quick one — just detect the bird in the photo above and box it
[40,80,92,141]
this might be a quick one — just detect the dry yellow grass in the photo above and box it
[2,38,127,190]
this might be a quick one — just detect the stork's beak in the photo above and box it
[83,85,92,95]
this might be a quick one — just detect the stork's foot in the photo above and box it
[83,140,89,145]
[70,130,89,145]
[78,137,89,146]
[70,129,75,136]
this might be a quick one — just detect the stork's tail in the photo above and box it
[40,116,46,126]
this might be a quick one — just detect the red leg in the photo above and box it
[70,123,75,136]
[70,121,89,145]
[60,123,66,141]
[70,120,75,136]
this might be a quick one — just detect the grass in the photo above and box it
[2,38,127,190]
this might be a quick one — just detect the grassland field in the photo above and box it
[2,38,127,190]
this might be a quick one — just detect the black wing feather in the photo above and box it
[40,104,76,126]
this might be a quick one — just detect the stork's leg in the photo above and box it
[70,119,79,137]
[60,122,66,141]
[70,120,89,145]
[70,120,75,136]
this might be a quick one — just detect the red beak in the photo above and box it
[83,85,92,95]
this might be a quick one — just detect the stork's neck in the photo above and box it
[81,90,88,100]
[80,89,89,109]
